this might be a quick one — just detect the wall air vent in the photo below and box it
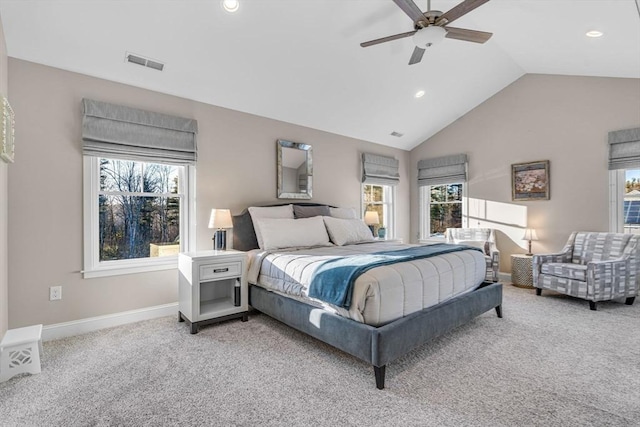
[125,52,165,71]
[390,131,404,137]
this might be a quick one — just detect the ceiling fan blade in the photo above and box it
[392,0,427,22]
[436,0,490,26]
[408,46,425,65]
[445,27,493,43]
[360,30,417,48]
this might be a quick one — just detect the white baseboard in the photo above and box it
[42,303,178,342]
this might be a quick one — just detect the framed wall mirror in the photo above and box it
[277,139,312,199]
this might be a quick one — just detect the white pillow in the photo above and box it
[249,205,294,249]
[329,207,357,219]
[256,217,331,250]
[323,216,375,246]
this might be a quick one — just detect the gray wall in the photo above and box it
[7,58,410,328]
[0,16,8,337]
[410,74,640,272]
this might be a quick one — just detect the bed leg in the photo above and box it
[495,305,502,318]
[374,365,386,390]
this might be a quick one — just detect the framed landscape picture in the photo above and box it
[0,96,15,163]
[512,160,550,201]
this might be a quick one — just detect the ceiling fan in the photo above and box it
[360,0,493,65]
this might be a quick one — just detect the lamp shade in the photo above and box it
[522,228,538,241]
[208,209,233,229]
[364,211,380,225]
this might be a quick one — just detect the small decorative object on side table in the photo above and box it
[511,253,534,289]
[178,250,249,334]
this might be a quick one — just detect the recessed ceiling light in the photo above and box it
[415,90,425,98]
[585,30,603,38]
[222,0,239,13]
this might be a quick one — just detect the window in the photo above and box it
[610,168,640,234]
[362,184,396,238]
[83,157,194,278]
[420,183,467,240]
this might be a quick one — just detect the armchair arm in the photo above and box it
[532,251,572,267]
[489,247,500,268]
[532,249,572,285]
[587,258,638,300]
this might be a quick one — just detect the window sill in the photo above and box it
[83,258,178,279]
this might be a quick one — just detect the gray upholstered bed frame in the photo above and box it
[232,203,503,390]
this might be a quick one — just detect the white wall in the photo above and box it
[7,58,410,328]
[410,74,640,272]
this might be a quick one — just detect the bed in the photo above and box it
[232,203,503,389]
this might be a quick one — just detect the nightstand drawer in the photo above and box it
[200,262,242,280]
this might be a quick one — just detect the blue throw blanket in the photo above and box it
[308,244,482,309]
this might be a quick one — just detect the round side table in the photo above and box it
[511,254,534,289]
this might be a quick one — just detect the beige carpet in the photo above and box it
[1,284,639,426]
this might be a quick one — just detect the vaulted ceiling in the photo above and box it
[1,0,638,150]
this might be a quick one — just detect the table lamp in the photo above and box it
[208,209,233,250]
[364,211,380,236]
[522,228,538,256]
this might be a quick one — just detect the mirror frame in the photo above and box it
[277,139,313,199]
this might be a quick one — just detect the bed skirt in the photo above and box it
[249,282,503,389]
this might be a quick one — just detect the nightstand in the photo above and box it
[511,254,534,289]
[178,250,249,334]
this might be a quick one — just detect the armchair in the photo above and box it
[532,232,639,310]
[445,228,500,282]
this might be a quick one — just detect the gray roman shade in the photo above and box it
[362,153,400,186]
[82,98,198,165]
[418,153,467,186]
[608,127,640,170]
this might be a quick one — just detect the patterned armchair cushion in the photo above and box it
[540,263,587,281]
[571,232,632,264]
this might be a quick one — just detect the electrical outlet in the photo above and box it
[50,286,62,301]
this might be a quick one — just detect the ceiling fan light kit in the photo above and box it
[413,26,446,48]
[360,0,493,65]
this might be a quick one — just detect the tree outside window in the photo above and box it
[428,183,463,237]
[98,158,182,261]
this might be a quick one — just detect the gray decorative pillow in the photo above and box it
[293,205,330,219]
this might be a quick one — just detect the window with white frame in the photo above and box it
[610,168,640,234]
[81,98,198,278]
[361,153,399,238]
[362,184,396,238]
[417,153,468,241]
[83,157,194,278]
[420,183,467,240]
[607,127,640,234]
